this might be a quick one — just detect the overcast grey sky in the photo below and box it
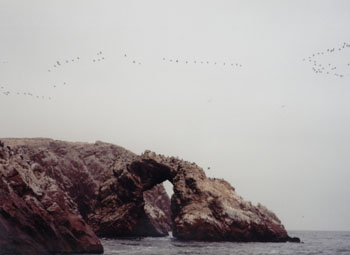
[1,0,350,231]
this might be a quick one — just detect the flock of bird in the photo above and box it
[1,50,245,101]
[48,51,106,72]
[161,57,243,69]
[47,57,80,73]
[0,85,52,100]
[302,41,350,78]
[46,51,108,89]
[1,50,107,100]
[123,54,142,65]
[1,43,349,101]
[122,53,244,70]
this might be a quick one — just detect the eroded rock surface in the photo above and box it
[0,144,103,255]
[136,151,300,242]
[0,139,171,254]
[0,137,299,255]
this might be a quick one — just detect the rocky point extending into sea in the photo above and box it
[0,138,299,254]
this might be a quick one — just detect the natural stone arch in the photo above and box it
[1,138,299,254]
[108,150,299,242]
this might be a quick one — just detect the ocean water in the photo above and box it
[99,231,350,255]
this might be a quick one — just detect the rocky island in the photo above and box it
[0,138,299,254]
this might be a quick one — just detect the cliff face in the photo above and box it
[0,143,103,255]
[0,138,299,254]
[0,139,171,254]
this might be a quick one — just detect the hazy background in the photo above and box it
[1,0,350,231]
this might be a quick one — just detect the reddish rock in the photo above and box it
[138,151,300,242]
[0,145,103,255]
[0,137,299,255]
[0,138,171,252]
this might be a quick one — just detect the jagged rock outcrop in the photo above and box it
[0,139,171,254]
[0,137,299,255]
[135,151,300,242]
[0,144,103,255]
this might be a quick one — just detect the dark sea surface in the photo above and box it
[98,231,350,255]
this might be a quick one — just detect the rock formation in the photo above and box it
[0,138,299,254]
[134,151,300,242]
[0,139,171,254]
[0,143,103,255]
